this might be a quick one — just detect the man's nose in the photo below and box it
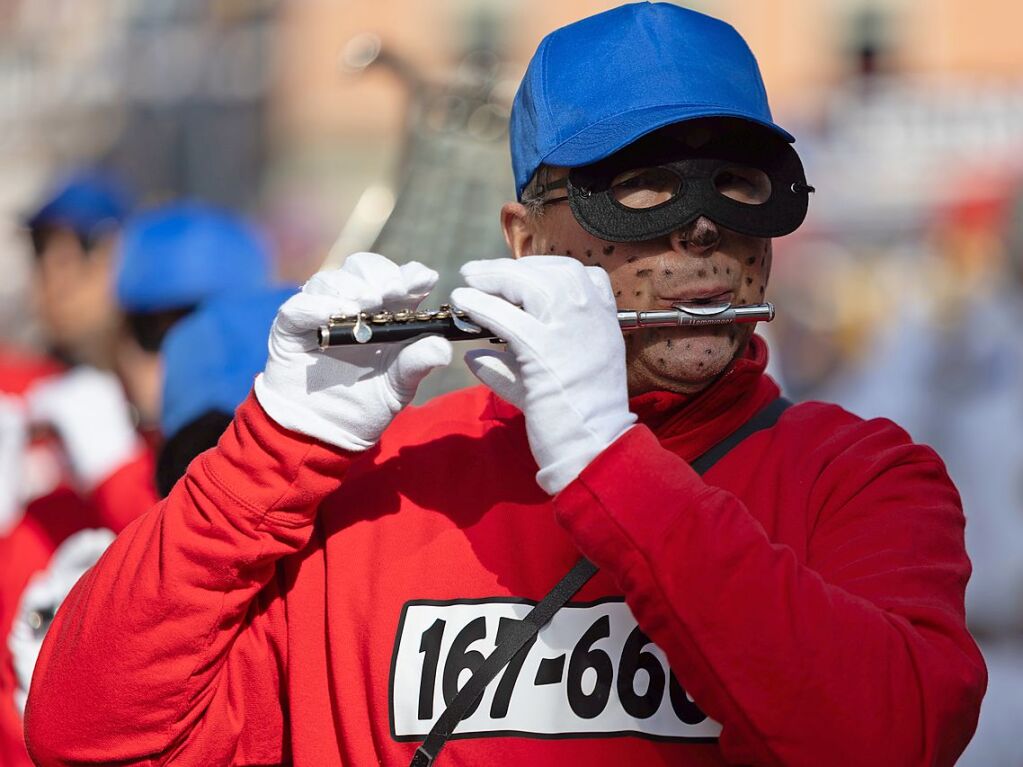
[671,216,720,255]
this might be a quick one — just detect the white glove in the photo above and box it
[8,527,116,715]
[0,393,28,535]
[452,256,637,495]
[254,252,453,450]
[26,368,141,491]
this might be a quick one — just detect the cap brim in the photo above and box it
[543,105,795,170]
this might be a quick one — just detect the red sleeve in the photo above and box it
[87,447,159,533]
[554,421,986,767]
[24,393,351,767]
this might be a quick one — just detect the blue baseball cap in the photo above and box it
[160,285,297,437]
[115,201,272,313]
[510,2,795,199]
[26,169,133,241]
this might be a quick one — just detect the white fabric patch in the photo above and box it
[9,527,115,715]
[389,597,722,742]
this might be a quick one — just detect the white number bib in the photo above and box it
[389,597,722,742]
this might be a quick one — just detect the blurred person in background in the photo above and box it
[7,200,279,604]
[0,361,149,767]
[25,200,279,528]
[25,5,984,766]
[112,201,274,429]
[0,350,75,767]
[0,198,274,765]
[6,285,292,758]
[154,285,296,498]
[824,180,1023,766]
[5,166,154,540]
[0,368,143,767]
[0,170,136,767]
[953,182,1023,767]
[24,170,133,371]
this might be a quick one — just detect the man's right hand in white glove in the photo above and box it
[254,252,453,451]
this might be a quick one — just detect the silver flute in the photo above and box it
[317,301,774,348]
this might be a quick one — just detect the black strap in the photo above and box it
[410,396,792,767]
[690,396,792,475]
[410,557,599,767]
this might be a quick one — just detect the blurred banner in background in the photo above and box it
[1,1,1022,762]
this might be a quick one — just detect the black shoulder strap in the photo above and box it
[690,396,792,475]
[409,557,598,767]
[410,396,793,767]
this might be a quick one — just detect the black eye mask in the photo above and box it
[541,128,813,242]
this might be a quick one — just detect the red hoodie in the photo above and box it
[25,337,985,766]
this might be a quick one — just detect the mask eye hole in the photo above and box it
[609,167,681,209]
[713,165,772,205]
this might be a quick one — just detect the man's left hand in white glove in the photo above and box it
[255,252,453,451]
[27,368,142,492]
[452,256,637,495]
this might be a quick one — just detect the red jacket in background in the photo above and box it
[26,337,986,766]
[0,347,158,767]
[0,346,67,767]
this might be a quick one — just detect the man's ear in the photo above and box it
[501,202,535,260]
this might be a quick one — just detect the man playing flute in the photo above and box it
[26,4,984,766]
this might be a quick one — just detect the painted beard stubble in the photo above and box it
[533,213,770,395]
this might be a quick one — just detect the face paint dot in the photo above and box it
[658,357,666,366]
[698,362,705,368]
[585,249,593,259]
[663,269,673,277]
[725,267,731,275]
[565,249,572,256]
[666,339,673,348]
[603,245,615,255]
[634,290,642,297]
[746,277,753,285]
[685,342,691,350]
[705,348,713,355]
[697,269,707,278]
[712,266,718,275]
[746,256,756,265]
[739,299,747,305]
[636,268,652,277]
[614,290,622,297]
[626,255,638,263]
[759,285,765,295]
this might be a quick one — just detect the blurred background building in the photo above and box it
[4,0,1023,378]
[1,1,1022,762]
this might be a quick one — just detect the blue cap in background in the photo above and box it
[160,285,296,438]
[115,201,272,313]
[510,2,795,199]
[26,169,133,242]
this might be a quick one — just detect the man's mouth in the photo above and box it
[662,289,734,308]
